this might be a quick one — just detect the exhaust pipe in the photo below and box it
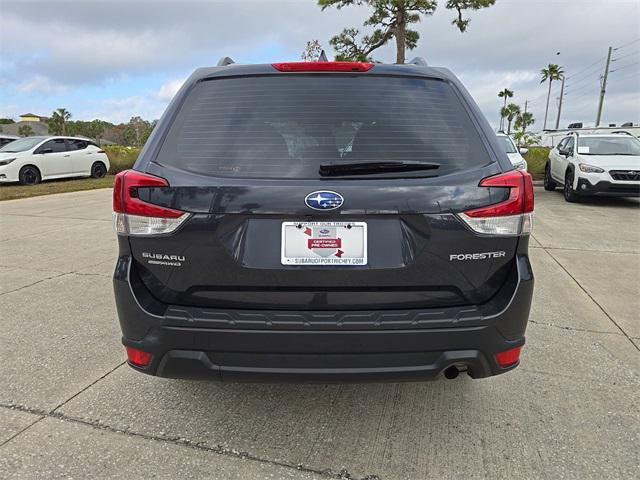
[444,366,459,380]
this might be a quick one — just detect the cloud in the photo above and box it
[155,78,186,101]
[15,76,69,95]
[0,0,638,125]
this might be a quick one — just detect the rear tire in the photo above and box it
[544,163,556,191]
[19,165,41,185]
[564,169,579,202]
[91,161,107,179]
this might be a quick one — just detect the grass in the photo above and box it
[0,175,115,201]
[523,147,550,181]
[0,146,139,201]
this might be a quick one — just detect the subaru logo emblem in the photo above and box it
[305,191,344,210]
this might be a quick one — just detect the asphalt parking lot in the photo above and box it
[1,187,638,479]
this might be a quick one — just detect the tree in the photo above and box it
[515,111,535,135]
[502,103,520,135]
[514,111,535,146]
[319,0,496,64]
[88,119,106,144]
[18,124,34,137]
[48,108,72,135]
[123,116,154,147]
[301,40,324,61]
[497,88,513,131]
[0,118,14,125]
[540,64,563,130]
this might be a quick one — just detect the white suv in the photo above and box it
[0,136,110,185]
[496,133,528,171]
[544,132,640,202]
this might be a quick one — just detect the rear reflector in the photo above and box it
[459,170,534,236]
[125,346,153,368]
[495,346,522,368]
[113,170,189,236]
[272,61,374,72]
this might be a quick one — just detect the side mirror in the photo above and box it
[519,148,529,155]
[40,148,53,154]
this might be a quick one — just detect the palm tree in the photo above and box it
[497,88,514,131]
[540,64,564,130]
[503,103,521,135]
[51,108,72,135]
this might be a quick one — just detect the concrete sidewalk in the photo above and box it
[1,187,638,479]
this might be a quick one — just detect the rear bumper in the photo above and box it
[113,254,533,382]
[576,178,640,197]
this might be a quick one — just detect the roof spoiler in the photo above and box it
[217,56,235,67]
[407,57,428,66]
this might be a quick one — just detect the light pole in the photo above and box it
[555,74,565,130]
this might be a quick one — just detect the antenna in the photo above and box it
[217,56,235,67]
[318,50,328,62]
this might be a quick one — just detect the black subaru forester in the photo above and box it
[113,58,534,382]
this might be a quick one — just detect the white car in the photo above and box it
[496,133,528,171]
[0,134,20,148]
[0,136,110,185]
[544,132,640,202]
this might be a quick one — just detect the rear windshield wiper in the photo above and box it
[319,161,440,176]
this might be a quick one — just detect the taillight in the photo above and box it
[271,61,374,72]
[125,346,153,368]
[113,170,189,236]
[458,170,534,236]
[495,346,522,368]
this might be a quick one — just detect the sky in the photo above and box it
[1,0,639,131]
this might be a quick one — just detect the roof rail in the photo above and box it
[217,56,235,67]
[611,130,634,136]
[407,57,428,66]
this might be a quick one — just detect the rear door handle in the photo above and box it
[64,155,71,157]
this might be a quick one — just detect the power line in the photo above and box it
[564,70,602,90]
[564,79,600,96]
[612,51,639,62]
[607,70,640,83]
[568,89,598,103]
[610,61,640,73]
[614,38,640,51]
[566,56,606,80]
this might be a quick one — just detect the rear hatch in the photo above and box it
[117,68,529,310]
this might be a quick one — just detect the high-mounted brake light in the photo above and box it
[113,170,190,236]
[125,346,153,368]
[458,170,534,236]
[272,61,374,72]
[495,346,522,368]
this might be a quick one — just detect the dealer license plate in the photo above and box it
[281,221,367,265]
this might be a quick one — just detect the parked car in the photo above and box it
[496,133,528,171]
[0,134,19,148]
[113,58,534,382]
[544,132,640,201]
[0,136,109,185]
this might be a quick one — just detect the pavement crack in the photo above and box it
[0,271,72,296]
[0,410,45,449]
[528,319,625,336]
[543,248,640,352]
[0,402,382,480]
[50,361,127,414]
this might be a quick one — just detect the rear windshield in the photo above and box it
[155,75,491,179]
[498,136,517,154]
